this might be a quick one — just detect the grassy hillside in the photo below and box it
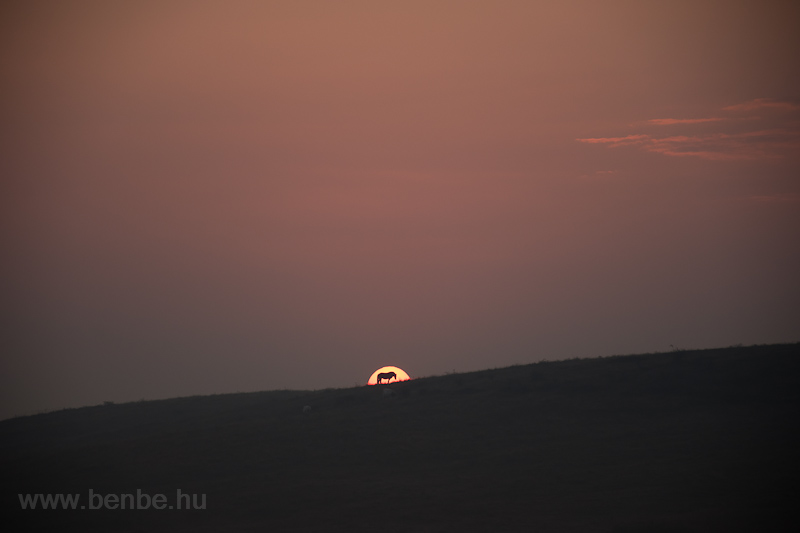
[2,344,799,532]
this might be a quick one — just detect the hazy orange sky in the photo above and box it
[2,0,798,419]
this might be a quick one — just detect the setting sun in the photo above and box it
[367,366,410,385]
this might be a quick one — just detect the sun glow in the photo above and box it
[367,366,410,385]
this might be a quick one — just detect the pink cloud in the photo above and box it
[576,134,649,146]
[579,129,800,161]
[647,118,724,125]
[580,99,800,161]
[641,130,800,160]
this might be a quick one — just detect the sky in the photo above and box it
[1,0,799,420]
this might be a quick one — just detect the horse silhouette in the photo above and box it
[377,371,397,384]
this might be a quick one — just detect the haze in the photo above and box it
[2,0,799,420]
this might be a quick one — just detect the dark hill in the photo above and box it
[2,344,799,532]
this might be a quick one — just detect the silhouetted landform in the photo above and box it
[2,343,799,532]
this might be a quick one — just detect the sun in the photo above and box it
[367,366,410,385]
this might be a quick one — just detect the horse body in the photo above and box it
[377,371,397,384]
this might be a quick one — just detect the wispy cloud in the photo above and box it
[723,98,800,112]
[643,130,800,161]
[577,129,800,161]
[576,135,649,146]
[579,99,800,161]
[647,118,724,125]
